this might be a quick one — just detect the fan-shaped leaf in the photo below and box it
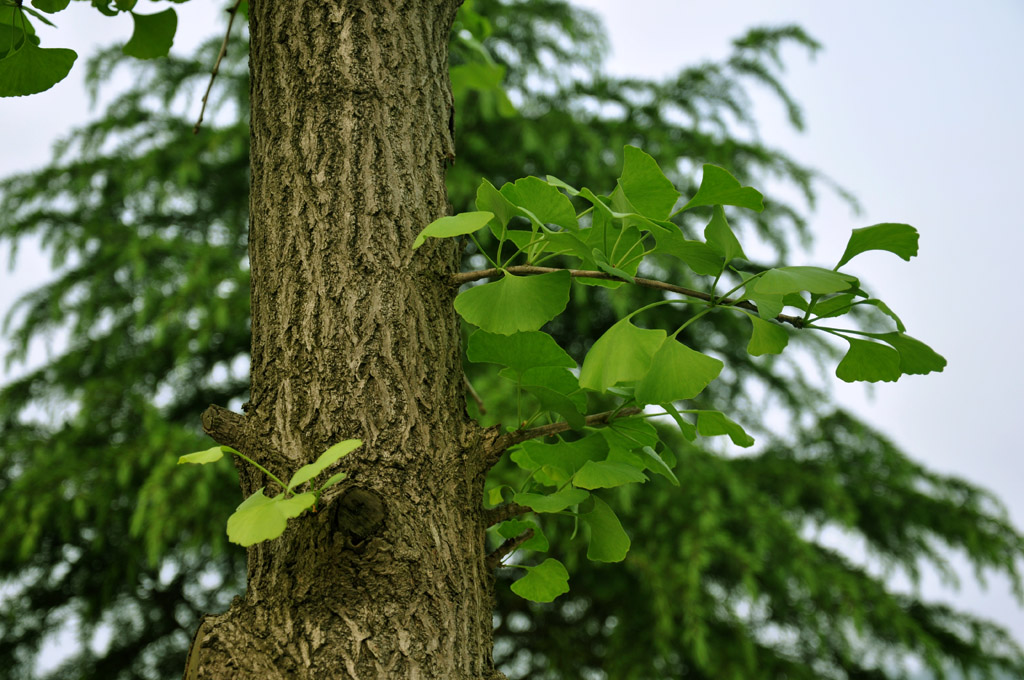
[412,211,494,249]
[510,558,569,602]
[455,271,571,334]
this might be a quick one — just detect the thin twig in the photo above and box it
[486,529,534,569]
[193,0,244,135]
[484,503,529,527]
[463,375,486,415]
[453,266,805,328]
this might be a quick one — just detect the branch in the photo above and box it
[453,266,805,328]
[484,503,530,527]
[193,0,244,135]
[201,404,248,452]
[482,407,642,470]
[486,529,534,569]
[463,375,487,415]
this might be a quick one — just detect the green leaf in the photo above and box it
[520,368,587,430]
[835,338,902,383]
[500,176,578,230]
[31,0,70,13]
[319,471,347,491]
[704,205,746,262]
[487,486,505,506]
[812,293,856,320]
[497,519,549,552]
[455,271,571,334]
[600,418,660,450]
[514,487,590,513]
[545,175,579,196]
[573,460,648,489]
[745,314,789,356]
[743,281,785,320]
[467,330,575,376]
[412,211,494,249]
[287,439,361,490]
[837,223,919,268]
[755,266,856,295]
[662,403,697,442]
[177,446,226,465]
[875,333,946,376]
[123,9,177,60]
[617,145,680,220]
[510,558,570,602]
[225,488,315,547]
[0,41,76,97]
[681,164,764,212]
[634,337,723,405]
[114,0,137,10]
[696,411,754,447]
[651,226,724,276]
[476,179,518,236]
[579,318,666,392]
[517,434,607,478]
[584,496,630,562]
[640,446,679,486]
[863,299,906,333]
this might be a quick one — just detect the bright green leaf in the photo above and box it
[287,439,361,490]
[319,471,347,491]
[500,176,578,230]
[600,418,660,450]
[584,496,630,562]
[681,164,764,212]
[521,371,587,430]
[467,330,575,376]
[836,338,902,383]
[635,337,723,405]
[651,226,724,276]
[510,558,569,602]
[517,435,606,478]
[837,223,919,268]
[573,460,647,489]
[704,205,746,262]
[455,271,571,334]
[476,179,518,236]
[617,145,680,219]
[514,487,590,513]
[579,318,666,392]
[226,488,286,546]
[123,9,177,60]
[177,446,225,465]
[0,41,76,97]
[745,314,789,356]
[756,266,856,295]
[696,411,754,447]
[545,175,579,196]
[412,211,494,249]
[875,333,947,376]
[276,493,316,519]
[640,446,679,486]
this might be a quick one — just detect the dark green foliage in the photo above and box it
[0,2,1021,678]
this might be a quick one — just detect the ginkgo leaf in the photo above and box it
[226,489,315,547]
[455,271,571,334]
[579,318,665,392]
[177,446,226,465]
[467,330,575,376]
[695,411,754,447]
[836,223,918,268]
[835,338,901,383]
[874,333,946,376]
[0,40,76,97]
[704,205,746,262]
[634,337,723,405]
[745,314,789,356]
[412,211,494,249]
[510,558,569,602]
[514,487,590,513]
[755,266,856,295]
[500,176,578,230]
[584,496,630,562]
[497,519,549,552]
[640,446,679,486]
[617,145,680,219]
[288,439,361,490]
[681,164,764,212]
[573,460,648,489]
[123,9,177,59]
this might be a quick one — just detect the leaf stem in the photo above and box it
[230,450,290,495]
[469,233,500,269]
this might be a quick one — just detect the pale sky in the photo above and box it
[1,0,1022,654]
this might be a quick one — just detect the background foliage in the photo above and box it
[0,1,1021,678]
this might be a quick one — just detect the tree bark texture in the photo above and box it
[186,1,502,678]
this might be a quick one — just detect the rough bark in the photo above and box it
[185,1,502,678]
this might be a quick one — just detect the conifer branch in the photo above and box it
[453,266,805,328]
[486,529,534,569]
[193,0,244,135]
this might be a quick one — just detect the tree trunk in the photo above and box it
[185,1,502,677]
